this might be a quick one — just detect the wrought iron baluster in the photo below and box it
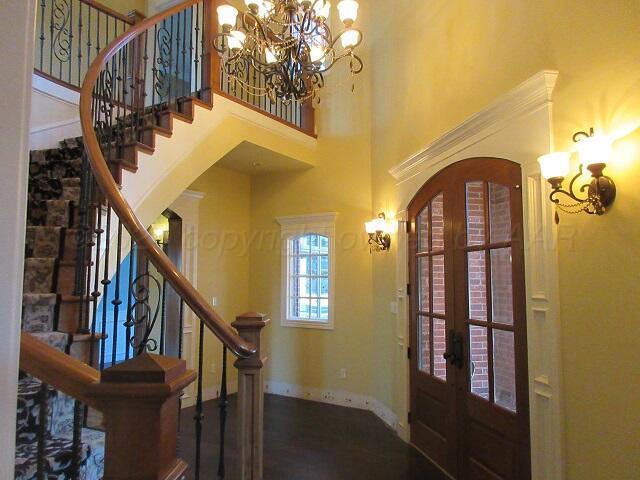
[175,11,182,109]
[95,10,100,56]
[188,6,195,96]
[77,1,83,87]
[169,15,175,108]
[111,220,124,365]
[181,9,187,99]
[194,320,205,480]
[194,2,200,96]
[75,153,90,332]
[125,240,136,360]
[39,0,46,71]
[99,204,112,370]
[151,24,158,114]
[89,179,103,366]
[159,242,167,355]
[217,346,228,479]
[49,0,54,75]
[86,6,91,73]
[68,0,73,85]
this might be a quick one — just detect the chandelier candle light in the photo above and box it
[214,0,363,103]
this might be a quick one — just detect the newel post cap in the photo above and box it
[96,353,195,398]
[232,313,270,368]
[232,311,270,330]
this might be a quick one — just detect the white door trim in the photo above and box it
[390,70,565,480]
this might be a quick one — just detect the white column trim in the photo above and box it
[169,190,205,407]
[389,70,565,480]
[0,1,36,477]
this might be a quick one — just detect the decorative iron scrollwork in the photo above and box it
[124,272,163,355]
[52,0,72,63]
[154,25,173,99]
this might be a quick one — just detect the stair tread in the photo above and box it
[29,332,69,352]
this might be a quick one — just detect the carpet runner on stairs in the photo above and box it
[16,137,105,480]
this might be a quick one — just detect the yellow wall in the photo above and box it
[189,165,252,392]
[247,7,374,397]
[100,0,147,16]
[368,0,640,478]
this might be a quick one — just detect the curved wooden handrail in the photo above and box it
[20,333,101,408]
[79,0,256,359]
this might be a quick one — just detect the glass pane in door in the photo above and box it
[493,329,516,412]
[489,183,511,243]
[469,325,489,400]
[491,248,513,325]
[418,315,431,373]
[431,193,445,251]
[418,206,430,252]
[433,318,447,381]
[432,255,446,315]
[418,256,430,312]
[467,251,487,321]
[466,181,486,246]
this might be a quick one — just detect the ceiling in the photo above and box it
[215,141,313,176]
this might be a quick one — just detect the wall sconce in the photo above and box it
[538,128,616,223]
[365,213,391,252]
[153,225,169,246]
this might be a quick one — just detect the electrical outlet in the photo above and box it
[212,296,218,307]
[389,301,398,314]
[339,368,347,379]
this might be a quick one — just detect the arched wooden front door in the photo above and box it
[408,158,531,479]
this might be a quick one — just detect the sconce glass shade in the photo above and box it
[265,47,278,64]
[316,0,331,19]
[341,29,361,48]
[576,134,613,168]
[217,5,239,28]
[337,0,359,24]
[310,45,325,63]
[365,221,376,234]
[538,152,571,180]
[228,30,246,50]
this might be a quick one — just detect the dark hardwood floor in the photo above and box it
[179,393,448,480]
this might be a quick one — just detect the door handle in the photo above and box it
[443,330,464,369]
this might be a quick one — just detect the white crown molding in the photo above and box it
[264,380,399,431]
[389,70,559,183]
[275,212,338,226]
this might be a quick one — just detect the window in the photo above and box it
[276,213,337,329]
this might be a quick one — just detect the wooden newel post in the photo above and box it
[96,354,196,480]
[232,312,270,480]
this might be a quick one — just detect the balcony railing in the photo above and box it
[33,0,315,135]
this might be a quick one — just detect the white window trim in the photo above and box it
[276,213,337,330]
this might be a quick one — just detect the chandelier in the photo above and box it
[213,0,363,103]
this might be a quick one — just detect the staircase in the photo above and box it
[17,138,104,479]
[17,1,290,479]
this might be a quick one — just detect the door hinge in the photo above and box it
[407,347,411,360]
[408,411,412,424]
[406,283,411,296]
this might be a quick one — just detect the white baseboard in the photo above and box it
[264,380,399,432]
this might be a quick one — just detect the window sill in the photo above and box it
[281,319,334,330]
